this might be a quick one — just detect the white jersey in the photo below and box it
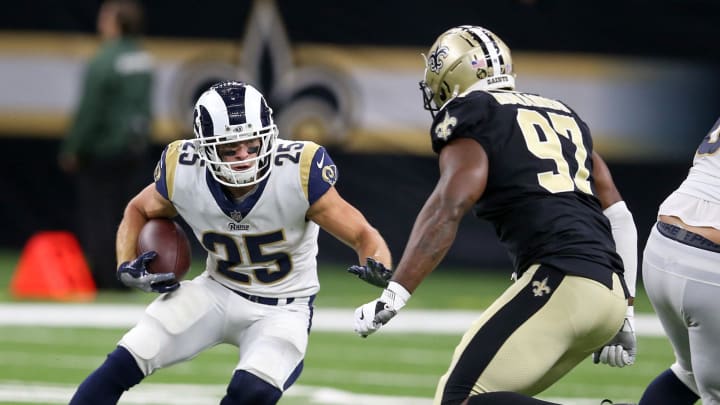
[658,117,720,229]
[643,117,720,404]
[154,138,338,298]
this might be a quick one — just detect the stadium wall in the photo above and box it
[2,0,719,271]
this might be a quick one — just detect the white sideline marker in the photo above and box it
[0,303,666,336]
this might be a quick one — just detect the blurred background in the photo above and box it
[2,0,720,271]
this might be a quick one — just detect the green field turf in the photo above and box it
[0,249,686,404]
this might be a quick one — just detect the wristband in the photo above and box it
[380,281,411,311]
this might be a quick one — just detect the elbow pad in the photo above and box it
[603,201,637,297]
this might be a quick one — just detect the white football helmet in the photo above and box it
[193,81,279,187]
[420,25,515,117]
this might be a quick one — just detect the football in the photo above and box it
[136,218,192,280]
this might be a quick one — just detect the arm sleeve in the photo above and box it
[603,200,637,297]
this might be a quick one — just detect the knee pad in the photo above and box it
[118,316,165,375]
[220,370,282,405]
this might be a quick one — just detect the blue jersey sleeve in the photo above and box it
[306,146,338,205]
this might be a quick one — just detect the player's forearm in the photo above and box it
[355,227,392,269]
[116,203,150,267]
[392,204,460,293]
[116,185,178,267]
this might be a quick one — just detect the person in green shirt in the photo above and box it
[59,0,153,290]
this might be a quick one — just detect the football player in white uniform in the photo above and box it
[68,81,393,405]
[351,26,638,405]
[639,116,720,405]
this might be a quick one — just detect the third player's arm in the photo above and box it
[390,138,489,294]
[592,151,637,304]
[307,187,392,269]
[592,151,622,208]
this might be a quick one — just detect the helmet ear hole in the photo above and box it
[438,88,447,102]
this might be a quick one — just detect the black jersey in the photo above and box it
[430,90,624,284]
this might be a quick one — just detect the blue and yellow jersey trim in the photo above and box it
[298,141,337,205]
[154,140,184,201]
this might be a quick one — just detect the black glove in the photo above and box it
[117,251,179,293]
[348,257,393,288]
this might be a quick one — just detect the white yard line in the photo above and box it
[0,381,612,405]
[0,381,430,404]
[0,303,666,336]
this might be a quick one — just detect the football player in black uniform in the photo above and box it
[351,26,639,405]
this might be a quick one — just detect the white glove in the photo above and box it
[593,307,636,367]
[354,281,410,337]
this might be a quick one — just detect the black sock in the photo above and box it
[639,368,699,405]
[68,346,145,405]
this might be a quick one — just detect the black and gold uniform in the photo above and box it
[352,25,636,405]
[430,89,628,402]
[431,89,624,286]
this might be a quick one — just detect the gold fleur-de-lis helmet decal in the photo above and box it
[427,46,449,74]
